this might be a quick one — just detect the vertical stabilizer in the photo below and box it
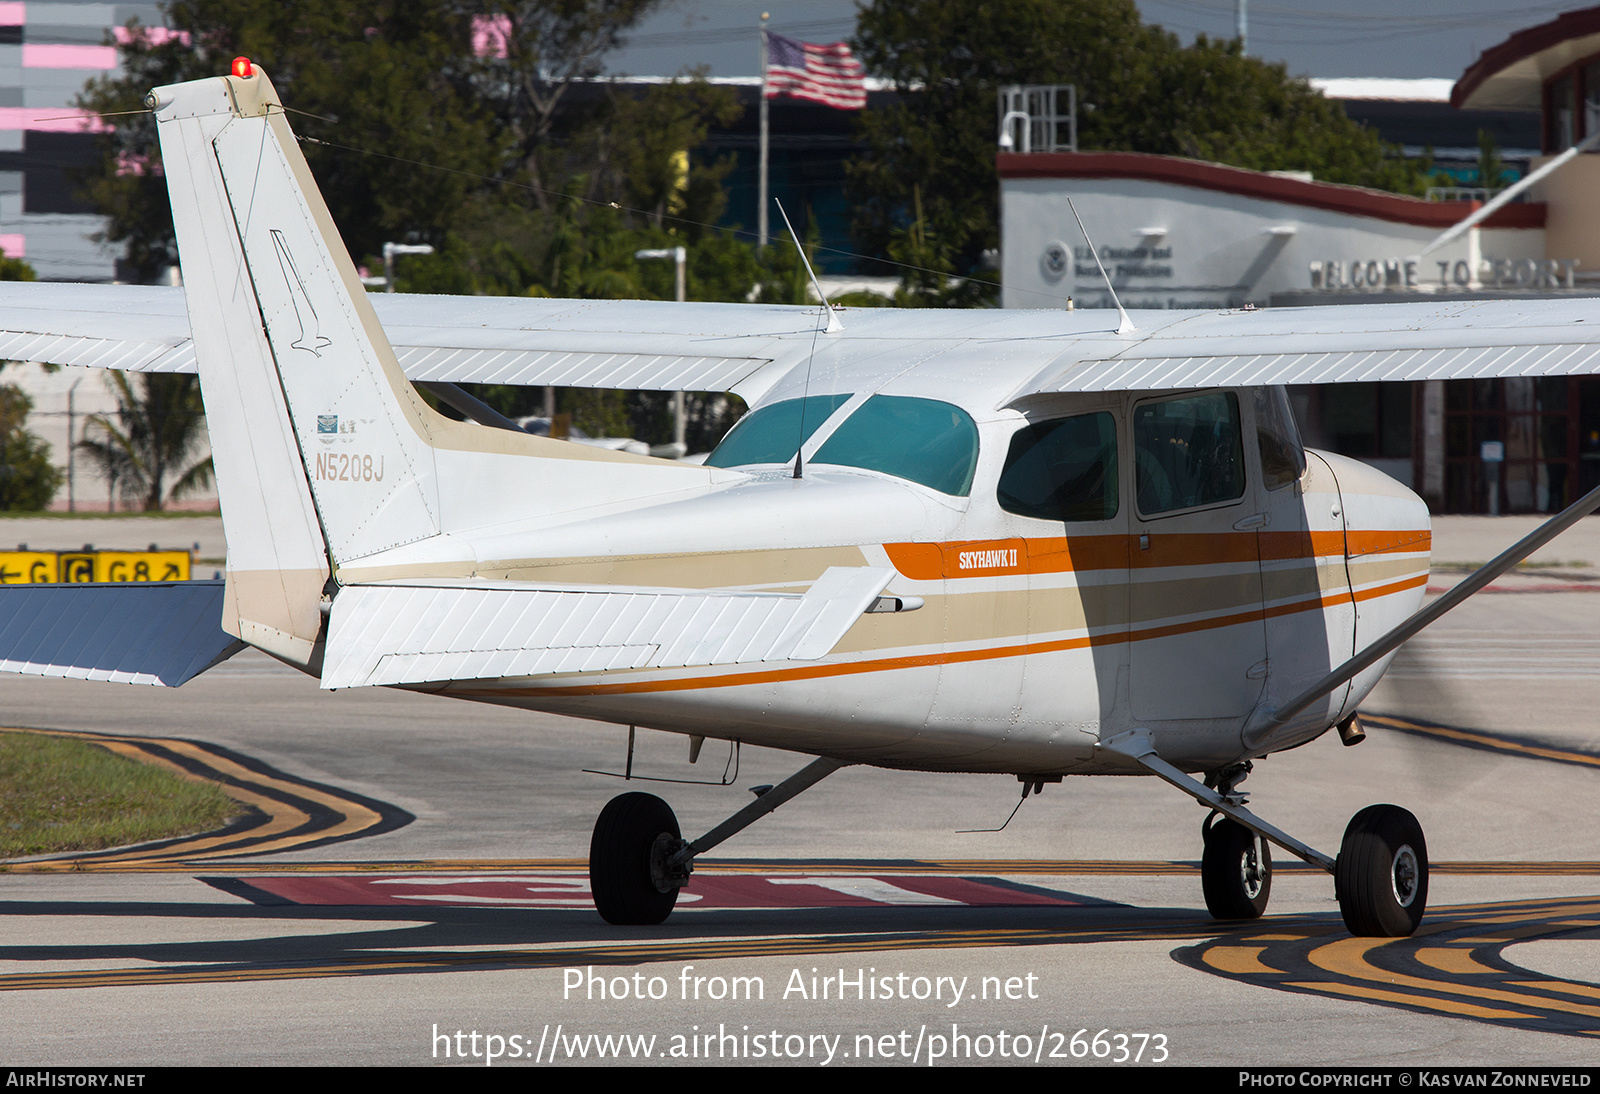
[151,63,728,662]
[153,67,335,664]
[152,62,474,663]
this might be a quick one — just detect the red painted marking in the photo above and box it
[240,874,1082,909]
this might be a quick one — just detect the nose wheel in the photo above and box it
[1336,804,1428,937]
[1201,814,1272,920]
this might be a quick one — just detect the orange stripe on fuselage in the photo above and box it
[474,572,1427,700]
[885,528,1428,580]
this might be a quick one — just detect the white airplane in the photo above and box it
[2,62,1599,937]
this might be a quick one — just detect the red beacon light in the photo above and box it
[231,57,253,79]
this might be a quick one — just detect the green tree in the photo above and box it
[472,0,666,208]
[76,1,502,281]
[0,248,34,282]
[0,386,61,510]
[1476,129,1510,190]
[850,0,1434,296]
[79,372,212,511]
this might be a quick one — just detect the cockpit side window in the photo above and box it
[811,395,980,496]
[704,393,852,468]
[997,412,1119,522]
[1133,391,1246,516]
[1253,386,1307,490]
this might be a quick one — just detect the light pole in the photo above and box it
[67,377,79,512]
[382,241,435,293]
[635,246,688,451]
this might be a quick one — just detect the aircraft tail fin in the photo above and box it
[151,63,719,665]
[153,64,447,583]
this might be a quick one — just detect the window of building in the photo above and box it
[1548,71,1577,151]
[1445,377,1574,513]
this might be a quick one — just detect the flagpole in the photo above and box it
[758,12,769,249]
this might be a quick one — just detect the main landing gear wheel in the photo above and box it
[1336,804,1428,937]
[1201,814,1272,920]
[589,792,683,926]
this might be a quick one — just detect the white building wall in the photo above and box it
[1001,175,1547,311]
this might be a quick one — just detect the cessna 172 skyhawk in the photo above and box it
[2,62,1599,937]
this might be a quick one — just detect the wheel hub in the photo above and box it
[1240,839,1265,899]
[649,832,691,893]
[1390,844,1419,908]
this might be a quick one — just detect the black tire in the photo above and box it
[1336,804,1428,937]
[589,792,681,926]
[1201,816,1272,920]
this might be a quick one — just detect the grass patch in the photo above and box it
[0,732,241,859]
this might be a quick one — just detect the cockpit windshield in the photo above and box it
[812,395,979,496]
[704,393,851,468]
[707,392,980,497]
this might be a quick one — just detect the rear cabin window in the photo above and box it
[811,395,980,496]
[704,393,852,468]
[1133,391,1246,515]
[997,412,1119,522]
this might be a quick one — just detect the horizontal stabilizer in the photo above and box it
[0,580,243,686]
[320,567,895,689]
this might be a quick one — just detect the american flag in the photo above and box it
[764,32,866,110]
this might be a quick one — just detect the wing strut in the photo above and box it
[414,380,525,433]
[1244,480,1600,748]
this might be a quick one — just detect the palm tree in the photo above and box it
[78,371,212,511]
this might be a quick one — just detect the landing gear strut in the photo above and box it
[1102,731,1429,937]
[587,756,846,926]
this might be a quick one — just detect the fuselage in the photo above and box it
[335,381,1430,778]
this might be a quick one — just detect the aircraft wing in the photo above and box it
[1033,296,1600,393]
[0,283,815,402]
[0,580,243,686]
[319,567,895,689]
[6,283,1600,398]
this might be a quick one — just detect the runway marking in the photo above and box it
[0,727,411,865]
[1364,712,1600,771]
[1179,895,1600,1038]
[0,917,1245,993]
[213,872,1101,909]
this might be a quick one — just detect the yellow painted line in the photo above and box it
[86,739,311,857]
[0,727,399,865]
[1309,936,1600,1019]
[1509,981,1600,1001]
[1367,716,1600,769]
[1415,948,1500,975]
[1285,980,1535,1020]
[129,736,383,858]
[1202,946,1280,974]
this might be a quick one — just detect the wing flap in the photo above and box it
[0,581,243,686]
[1044,342,1600,393]
[321,567,896,689]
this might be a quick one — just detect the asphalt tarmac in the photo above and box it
[2,516,1599,1067]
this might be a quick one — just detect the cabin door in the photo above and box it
[1128,390,1267,722]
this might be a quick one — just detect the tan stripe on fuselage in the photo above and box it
[464,572,1429,700]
